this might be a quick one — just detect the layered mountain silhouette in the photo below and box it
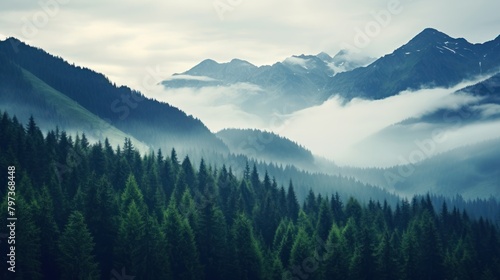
[162,50,374,113]
[1,29,499,202]
[163,28,500,107]
[216,128,315,168]
[0,38,228,153]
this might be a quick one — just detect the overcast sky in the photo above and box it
[1,0,499,92]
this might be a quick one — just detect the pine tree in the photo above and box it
[161,156,176,202]
[323,222,349,279]
[289,227,319,280]
[415,211,445,279]
[331,192,345,225]
[316,200,333,241]
[255,192,280,248]
[401,226,418,280]
[141,216,170,279]
[171,148,180,173]
[198,203,230,279]
[273,219,296,267]
[85,176,118,279]
[164,199,202,280]
[349,226,376,280]
[180,156,197,192]
[120,173,146,213]
[232,214,265,280]
[303,189,318,219]
[287,181,300,222]
[58,211,99,280]
[375,231,400,279]
[113,201,146,276]
[33,185,61,279]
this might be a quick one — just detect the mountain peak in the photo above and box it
[410,28,452,44]
[316,52,333,62]
[420,27,442,35]
[199,58,219,65]
[398,28,457,53]
[3,37,20,43]
[229,58,255,67]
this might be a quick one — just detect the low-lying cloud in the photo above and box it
[279,83,483,166]
[150,83,266,132]
[153,75,500,167]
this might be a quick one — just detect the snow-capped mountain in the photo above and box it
[326,28,500,100]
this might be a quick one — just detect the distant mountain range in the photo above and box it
[163,28,500,112]
[163,49,373,89]
[162,50,374,114]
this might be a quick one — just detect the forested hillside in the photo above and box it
[0,38,227,153]
[1,112,498,280]
[216,128,315,167]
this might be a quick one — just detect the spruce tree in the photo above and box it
[164,199,202,280]
[58,211,99,280]
[286,181,300,222]
[232,214,265,280]
[113,201,147,277]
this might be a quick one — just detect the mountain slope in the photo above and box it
[335,73,500,170]
[0,53,148,149]
[216,128,315,168]
[0,38,228,153]
[327,28,500,100]
[340,138,500,200]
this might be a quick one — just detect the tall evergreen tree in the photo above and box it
[164,199,202,280]
[287,181,300,222]
[232,214,265,280]
[33,185,60,279]
[85,176,118,279]
[316,200,333,241]
[120,173,146,213]
[375,231,400,280]
[113,201,146,276]
[58,211,99,280]
[273,219,296,268]
[323,222,349,279]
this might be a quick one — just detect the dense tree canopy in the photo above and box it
[0,113,499,279]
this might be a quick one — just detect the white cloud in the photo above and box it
[150,73,497,168]
[149,83,266,132]
[263,77,493,166]
[283,57,309,68]
[474,103,500,118]
[164,75,218,82]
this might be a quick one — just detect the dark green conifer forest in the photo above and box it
[0,112,499,279]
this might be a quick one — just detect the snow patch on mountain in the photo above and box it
[442,45,456,54]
